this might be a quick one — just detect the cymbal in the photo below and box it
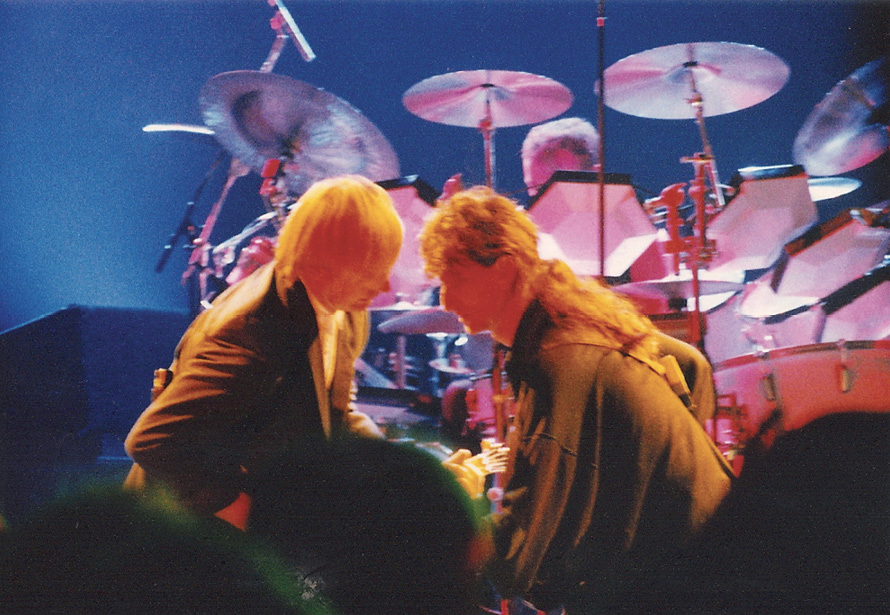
[142,123,216,137]
[615,277,744,301]
[600,42,790,119]
[428,358,473,376]
[402,70,573,128]
[807,176,862,201]
[378,307,465,335]
[793,57,890,176]
[200,70,400,195]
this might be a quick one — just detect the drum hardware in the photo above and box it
[640,155,723,353]
[793,56,890,177]
[711,392,747,473]
[152,11,350,312]
[600,41,790,212]
[402,70,573,189]
[599,42,789,352]
[267,0,316,63]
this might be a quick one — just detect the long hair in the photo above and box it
[275,175,403,291]
[420,186,659,360]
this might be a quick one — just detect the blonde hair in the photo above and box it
[419,186,658,360]
[275,175,403,290]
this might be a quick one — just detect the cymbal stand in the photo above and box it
[479,88,496,189]
[678,154,719,355]
[683,59,726,210]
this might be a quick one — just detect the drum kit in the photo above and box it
[145,10,890,463]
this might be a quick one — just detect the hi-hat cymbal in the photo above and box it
[600,42,790,119]
[793,57,890,177]
[402,70,573,128]
[200,70,400,195]
[378,307,465,335]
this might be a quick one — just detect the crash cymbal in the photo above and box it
[402,70,573,128]
[600,42,789,119]
[793,57,890,177]
[200,70,400,195]
[808,176,862,201]
[378,307,465,335]
[615,277,744,301]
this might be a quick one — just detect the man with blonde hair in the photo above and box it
[421,186,733,615]
[125,175,403,527]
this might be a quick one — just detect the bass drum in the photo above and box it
[713,341,890,456]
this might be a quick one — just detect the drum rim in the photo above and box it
[714,339,890,370]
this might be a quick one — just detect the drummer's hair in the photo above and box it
[275,175,403,290]
[521,116,600,169]
[419,186,659,360]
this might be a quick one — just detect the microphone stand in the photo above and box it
[155,150,226,276]
[596,0,607,280]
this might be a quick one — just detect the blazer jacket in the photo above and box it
[124,263,380,514]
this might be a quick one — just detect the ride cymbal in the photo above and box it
[600,42,790,119]
[402,69,573,128]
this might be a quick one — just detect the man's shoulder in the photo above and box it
[181,267,281,346]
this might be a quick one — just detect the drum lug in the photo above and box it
[837,340,854,394]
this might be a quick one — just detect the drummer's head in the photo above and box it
[275,175,403,312]
[521,117,600,196]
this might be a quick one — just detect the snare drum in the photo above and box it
[713,341,890,451]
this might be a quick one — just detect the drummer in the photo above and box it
[521,116,601,196]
